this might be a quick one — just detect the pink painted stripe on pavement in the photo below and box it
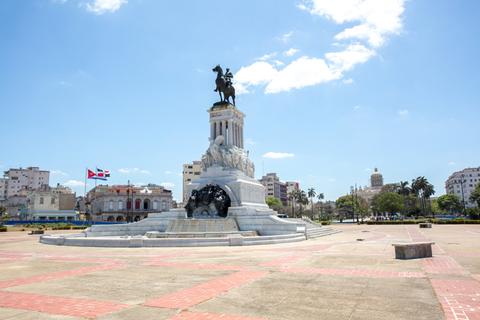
[0,290,128,318]
[280,266,425,278]
[145,271,268,309]
[169,311,266,320]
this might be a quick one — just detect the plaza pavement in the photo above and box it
[0,224,479,320]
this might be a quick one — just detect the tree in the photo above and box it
[266,196,282,209]
[411,176,435,217]
[437,194,462,214]
[0,207,8,227]
[371,192,404,217]
[397,181,411,197]
[317,193,325,219]
[288,190,299,218]
[307,188,316,218]
[470,184,480,208]
[336,195,368,221]
[397,181,411,216]
[297,190,309,217]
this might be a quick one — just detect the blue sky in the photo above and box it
[1,0,479,202]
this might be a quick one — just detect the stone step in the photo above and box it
[146,230,256,238]
[306,228,341,239]
[166,218,239,233]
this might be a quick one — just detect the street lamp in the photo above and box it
[350,186,355,222]
[459,175,467,216]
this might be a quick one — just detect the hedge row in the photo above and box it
[366,219,480,225]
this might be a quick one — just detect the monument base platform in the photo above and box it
[39,209,340,247]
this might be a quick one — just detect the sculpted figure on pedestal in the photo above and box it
[201,135,255,178]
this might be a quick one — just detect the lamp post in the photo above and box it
[459,175,467,216]
[350,186,355,222]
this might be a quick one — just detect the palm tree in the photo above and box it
[411,177,435,217]
[297,190,308,217]
[398,181,411,217]
[423,182,435,217]
[307,188,316,219]
[288,190,299,218]
[317,193,325,220]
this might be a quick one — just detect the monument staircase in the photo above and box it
[145,218,257,238]
[286,218,340,239]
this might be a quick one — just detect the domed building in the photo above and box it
[370,168,384,188]
[357,167,384,204]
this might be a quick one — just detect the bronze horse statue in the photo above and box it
[212,65,235,106]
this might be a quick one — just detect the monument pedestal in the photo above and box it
[41,101,339,247]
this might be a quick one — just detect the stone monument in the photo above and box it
[40,65,338,247]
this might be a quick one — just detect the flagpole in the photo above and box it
[84,167,87,197]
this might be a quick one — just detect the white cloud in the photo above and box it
[51,170,68,176]
[85,0,127,15]
[118,168,150,174]
[273,60,285,67]
[266,56,340,94]
[343,78,354,84]
[262,152,295,159]
[236,45,373,94]
[278,31,294,43]
[257,52,277,61]
[284,48,299,57]
[64,180,85,187]
[299,0,405,47]
[397,109,409,117]
[160,182,175,189]
[235,61,278,93]
[325,44,375,72]
[236,0,405,94]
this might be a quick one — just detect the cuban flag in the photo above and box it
[87,169,97,179]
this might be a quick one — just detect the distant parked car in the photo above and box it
[277,214,288,218]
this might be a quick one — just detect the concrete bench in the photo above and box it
[419,223,432,228]
[392,242,435,259]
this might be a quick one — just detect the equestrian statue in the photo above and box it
[212,65,236,106]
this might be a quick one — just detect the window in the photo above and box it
[109,200,114,210]
[153,200,158,210]
[39,197,44,204]
[51,197,55,205]
[118,200,123,210]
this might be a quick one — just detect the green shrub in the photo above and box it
[366,219,480,225]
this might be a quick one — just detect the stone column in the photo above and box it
[211,122,215,141]
[228,120,233,145]
[240,125,244,148]
[214,121,219,139]
[235,122,239,147]
[233,122,237,147]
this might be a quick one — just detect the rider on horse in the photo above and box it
[225,68,233,88]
